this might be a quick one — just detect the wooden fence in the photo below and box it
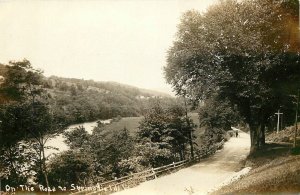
[70,139,225,195]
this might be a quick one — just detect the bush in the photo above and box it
[198,97,241,131]
[48,151,95,186]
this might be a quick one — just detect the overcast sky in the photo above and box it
[0,0,216,94]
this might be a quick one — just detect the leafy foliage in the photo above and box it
[48,151,94,186]
[138,99,196,162]
[0,142,36,187]
[44,76,171,125]
[164,0,300,152]
[0,59,218,188]
[64,126,90,150]
[198,96,241,130]
[0,60,43,103]
[0,60,62,188]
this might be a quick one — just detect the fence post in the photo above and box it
[173,162,175,168]
[114,184,118,192]
[152,168,157,179]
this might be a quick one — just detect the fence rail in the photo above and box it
[70,139,225,195]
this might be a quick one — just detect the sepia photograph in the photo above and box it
[0,0,299,194]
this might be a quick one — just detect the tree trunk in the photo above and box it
[179,150,183,161]
[258,111,266,147]
[250,122,266,154]
[184,97,194,160]
[41,143,50,195]
[249,125,259,154]
[259,123,265,147]
[182,144,186,160]
[188,130,194,160]
[8,146,18,179]
[294,89,299,148]
[180,144,186,160]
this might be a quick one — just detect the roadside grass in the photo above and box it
[105,116,142,134]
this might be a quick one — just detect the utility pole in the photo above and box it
[275,109,283,134]
[294,89,299,148]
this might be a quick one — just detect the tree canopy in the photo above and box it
[0,60,62,188]
[164,0,300,152]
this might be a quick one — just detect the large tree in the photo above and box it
[164,0,300,153]
[0,60,61,188]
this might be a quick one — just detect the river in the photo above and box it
[45,119,112,157]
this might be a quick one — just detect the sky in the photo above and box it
[0,0,217,94]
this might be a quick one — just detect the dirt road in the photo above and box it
[113,131,250,195]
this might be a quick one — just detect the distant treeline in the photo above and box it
[44,76,173,125]
[0,63,173,127]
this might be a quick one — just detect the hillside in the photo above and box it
[0,64,6,83]
[0,63,174,126]
[0,64,6,75]
[46,76,171,98]
[44,76,173,126]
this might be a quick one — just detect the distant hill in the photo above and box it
[0,64,175,126]
[0,64,6,76]
[46,76,171,98]
[139,87,174,97]
[44,76,175,126]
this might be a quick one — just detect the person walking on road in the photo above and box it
[235,130,239,138]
